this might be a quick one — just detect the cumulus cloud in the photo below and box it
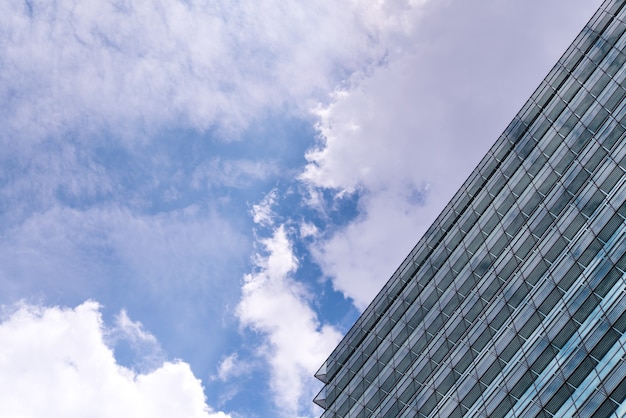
[0,301,229,418]
[237,226,342,417]
[310,187,436,310]
[301,0,603,309]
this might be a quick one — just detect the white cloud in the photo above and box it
[214,353,252,382]
[301,0,603,309]
[215,353,239,381]
[210,353,254,407]
[0,0,431,145]
[299,222,319,239]
[0,301,230,418]
[106,309,165,372]
[192,159,280,190]
[236,226,342,417]
[114,309,157,343]
[311,188,437,310]
[250,189,279,227]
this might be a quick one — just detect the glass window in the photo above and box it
[460,382,483,409]
[575,56,598,85]
[534,82,555,110]
[607,44,626,77]
[544,384,573,415]
[603,120,625,150]
[507,281,530,309]
[496,256,518,280]
[574,89,596,117]
[544,236,568,264]
[490,395,514,418]
[531,345,558,375]
[511,369,536,400]
[598,212,623,243]
[592,397,619,418]
[577,236,603,267]
[526,150,548,178]
[591,328,621,361]
[566,168,591,196]
[608,373,626,403]
[573,293,601,324]
[562,47,584,74]
[581,189,606,218]
[587,107,610,137]
[487,173,508,198]
[552,318,579,349]
[590,73,612,99]
[532,211,556,239]
[520,312,543,339]
[466,232,484,255]
[554,149,576,175]
[489,233,509,258]
[605,82,626,110]
[538,287,564,316]
[595,266,622,298]
[560,112,580,138]
[512,172,532,197]
[516,233,537,261]
[561,79,583,102]
[473,326,492,353]
[546,98,568,122]
[496,193,517,217]
[600,164,624,193]
[490,304,512,332]
[481,211,500,236]
[448,321,467,346]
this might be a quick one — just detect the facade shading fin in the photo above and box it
[315,361,328,383]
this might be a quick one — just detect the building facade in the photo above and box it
[315,1,626,417]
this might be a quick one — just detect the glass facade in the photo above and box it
[314,1,626,417]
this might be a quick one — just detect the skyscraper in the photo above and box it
[314,1,626,417]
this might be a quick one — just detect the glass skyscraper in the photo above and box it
[315,1,626,417]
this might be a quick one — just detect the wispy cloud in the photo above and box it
[192,159,280,190]
[250,189,278,227]
[0,301,230,418]
[106,309,165,372]
[0,205,246,299]
[214,353,250,382]
[0,0,424,145]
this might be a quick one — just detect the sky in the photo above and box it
[0,0,604,417]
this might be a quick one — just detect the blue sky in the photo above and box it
[0,1,603,417]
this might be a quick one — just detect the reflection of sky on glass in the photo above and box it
[0,1,603,417]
